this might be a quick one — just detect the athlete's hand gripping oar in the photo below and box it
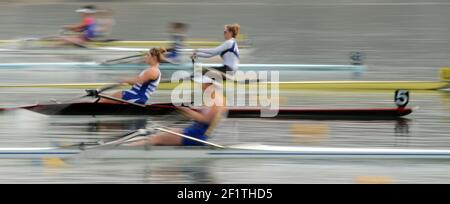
[86,82,150,108]
[87,83,124,96]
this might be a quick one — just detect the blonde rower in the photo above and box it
[99,48,166,105]
[193,24,240,74]
[127,76,226,146]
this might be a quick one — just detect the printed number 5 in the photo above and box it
[395,90,409,108]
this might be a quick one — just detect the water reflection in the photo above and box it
[142,160,215,184]
[49,118,150,133]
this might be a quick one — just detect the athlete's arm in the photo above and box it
[62,22,86,32]
[195,41,231,58]
[177,97,225,124]
[121,68,159,85]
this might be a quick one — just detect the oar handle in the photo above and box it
[84,83,122,97]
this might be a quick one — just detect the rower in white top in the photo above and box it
[193,24,240,77]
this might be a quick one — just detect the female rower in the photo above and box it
[98,48,166,105]
[193,24,240,75]
[127,76,226,146]
[59,5,98,46]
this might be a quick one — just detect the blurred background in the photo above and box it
[0,0,450,183]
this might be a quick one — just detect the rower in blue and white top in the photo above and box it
[99,48,166,105]
[164,22,188,63]
[125,75,226,146]
[193,24,240,74]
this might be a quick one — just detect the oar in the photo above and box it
[97,83,124,93]
[17,31,63,42]
[11,29,74,46]
[55,117,223,149]
[58,129,152,150]
[63,127,225,150]
[53,83,123,104]
[2,83,142,113]
[83,129,151,150]
[58,82,149,108]
[56,118,185,150]
[100,53,145,65]
[98,47,199,65]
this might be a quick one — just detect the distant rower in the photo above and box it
[193,24,240,75]
[99,48,166,105]
[59,5,99,46]
[94,9,116,38]
[127,76,226,146]
[164,22,188,63]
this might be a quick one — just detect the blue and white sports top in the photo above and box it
[127,68,161,99]
[196,38,240,71]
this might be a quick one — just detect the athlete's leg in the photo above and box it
[125,128,183,146]
[97,91,123,103]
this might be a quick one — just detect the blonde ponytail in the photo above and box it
[149,47,167,63]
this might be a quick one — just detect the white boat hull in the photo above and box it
[1,145,450,159]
